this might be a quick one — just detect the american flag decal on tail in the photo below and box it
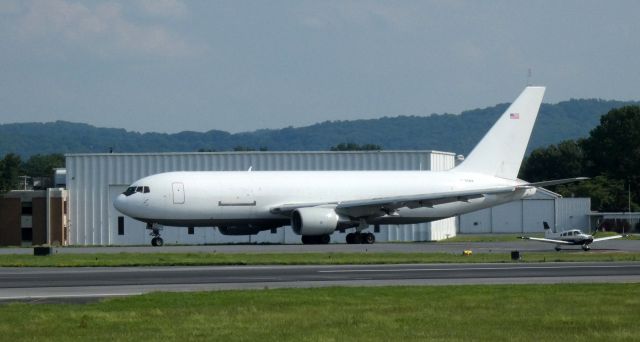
[510,113,520,119]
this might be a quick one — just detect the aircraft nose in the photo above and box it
[113,194,128,214]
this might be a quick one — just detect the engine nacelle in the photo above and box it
[291,207,346,236]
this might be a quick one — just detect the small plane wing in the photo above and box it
[271,186,517,218]
[519,236,573,245]
[593,235,624,243]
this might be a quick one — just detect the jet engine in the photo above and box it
[291,207,350,236]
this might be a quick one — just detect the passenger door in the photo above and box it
[172,182,185,204]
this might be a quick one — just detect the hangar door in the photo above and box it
[459,209,492,233]
[491,201,523,233]
[522,199,554,233]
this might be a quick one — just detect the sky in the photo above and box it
[0,1,639,133]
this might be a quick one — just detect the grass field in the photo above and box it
[1,251,640,267]
[0,284,638,341]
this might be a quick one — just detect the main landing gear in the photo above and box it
[346,232,375,244]
[301,235,331,244]
[582,244,591,251]
[147,223,164,247]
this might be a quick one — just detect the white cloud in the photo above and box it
[13,0,201,59]
[136,0,188,19]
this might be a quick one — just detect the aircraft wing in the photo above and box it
[593,235,624,243]
[519,236,573,245]
[270,186,517,218]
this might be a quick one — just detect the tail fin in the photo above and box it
[455,86,545,179]
[543,221,552,236]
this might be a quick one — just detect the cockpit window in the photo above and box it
[123,186,150,196]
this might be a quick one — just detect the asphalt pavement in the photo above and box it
[0,239,638,255]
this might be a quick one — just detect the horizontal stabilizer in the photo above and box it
[523,177,589,188]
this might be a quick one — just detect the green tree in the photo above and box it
[330,143,383,151]
[22,153,65,178]
[0,153,22,193]
[582,105,640,206]
[583,106,640,179]
[556,176,638,212]
[519,140,584,182]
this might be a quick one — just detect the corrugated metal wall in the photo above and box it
[65,151,457,245]
[555,198,591,232]
[458,190,591,234]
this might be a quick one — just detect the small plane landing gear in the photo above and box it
[301,234,331,244]
[346,232,375,244]
[555,246,561,252]
[147,223,164,247]
[582,244,591,251]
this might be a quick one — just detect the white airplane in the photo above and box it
[520,222,623,251]
[114,86,585,246]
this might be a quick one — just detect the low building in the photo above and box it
[0,189,68,246]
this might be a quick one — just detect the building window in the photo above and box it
[374,225,380,233]
[21,228,33,241]
[118,216,125,235]
[63,201,68,215]
[21,202,33,215]
[271,228,277,234]
[188,226,194,235]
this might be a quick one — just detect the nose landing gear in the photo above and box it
[147,223,164,247]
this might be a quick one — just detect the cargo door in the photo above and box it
[172,182,185,204]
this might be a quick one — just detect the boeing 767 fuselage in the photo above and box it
[114,87,585,246]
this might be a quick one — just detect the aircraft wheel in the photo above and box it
[554,246,561,252]
[363,233,376,244]
[151,237,157,247]
[320,234,331,244]
[582,245,590,251]
[352,233,362,244]
[346,233,354,244]
[155,237,164,247]
[301,236,311,244]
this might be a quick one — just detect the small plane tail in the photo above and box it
[455,86,546,180]
[543,221,553,236]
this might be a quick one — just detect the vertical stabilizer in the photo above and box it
[455,86,545,179]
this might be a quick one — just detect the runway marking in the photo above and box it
[318,265,637,273]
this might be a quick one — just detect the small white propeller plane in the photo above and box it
[520,222,623,251]
[114,86,587,246]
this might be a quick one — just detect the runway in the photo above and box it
[0,239,638,255]
[1,262,639,303]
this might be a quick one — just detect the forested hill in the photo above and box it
[0,99,637,158]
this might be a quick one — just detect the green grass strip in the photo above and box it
[1,284,639,341]
[1,251,640,267]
